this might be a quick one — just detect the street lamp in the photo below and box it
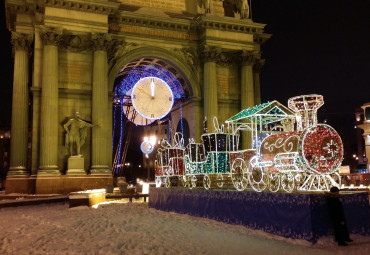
[141,135,157,181]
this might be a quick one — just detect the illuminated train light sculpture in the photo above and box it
[154,95,343,192]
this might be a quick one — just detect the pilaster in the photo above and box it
[8,32,33,176]
[38,26,62,175]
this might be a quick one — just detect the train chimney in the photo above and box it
[288,95,324,131]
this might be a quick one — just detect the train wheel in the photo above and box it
[231,158,247,191]
[155,177,162,188]
[165,177,171,188]
[203,174,211,190]
[181,175,188,188]
[247,157,268,192]
[327,172,341,188]
[281,172,294,193]
[216,174,224,188]
[190,175,197,189]
[268,172,280,192]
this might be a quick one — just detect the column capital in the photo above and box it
[253,58,265,72]
[200,45,222,62]
[39,26,63,46]
[240,50,260,66]
[91,33,112,51]
[11,32,33,51]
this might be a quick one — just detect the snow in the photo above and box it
[0,201,369,255]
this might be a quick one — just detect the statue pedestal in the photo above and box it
[67,156,86,175]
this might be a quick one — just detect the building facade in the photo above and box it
[356,102,370,173]
[5,0,269,193]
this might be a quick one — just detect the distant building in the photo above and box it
[356,102,370,173]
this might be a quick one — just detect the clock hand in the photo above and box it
[150,78,155,98]
[137,88,152,98]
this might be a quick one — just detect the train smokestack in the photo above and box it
[288,95,324,131]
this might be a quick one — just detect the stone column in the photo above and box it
[253,59,265,105]
[240,50,256,149]
[201,46,221,132]
[90,33,111,175]
[8,32,33,176]
[38,27,63,175]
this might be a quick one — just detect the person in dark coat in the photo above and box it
[326,186,353,246]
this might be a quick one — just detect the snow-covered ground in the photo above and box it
[0,201,369,255]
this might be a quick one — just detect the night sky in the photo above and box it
[252,0,370,162]
[1,1,369,162]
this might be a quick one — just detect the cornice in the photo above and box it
[195,15,266,34]
[112,13,196,33]
[44,0,120,15]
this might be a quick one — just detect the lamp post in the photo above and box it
[141,135,157,181]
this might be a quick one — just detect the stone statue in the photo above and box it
[203,0,212,14]
[64,112,95,156]
[239,0,250,19]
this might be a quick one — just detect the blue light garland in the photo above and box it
[112,105,117,152]
[116,104,124,174]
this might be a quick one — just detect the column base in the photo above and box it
[5,175,36,194]
[90,165,111,175]
[38,166,60,176]
[7,166,29,176]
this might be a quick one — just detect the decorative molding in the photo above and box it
[174,47,199,71]
[115,16,195,33]
[217,51,238,67]
[59,33,92,52]
[11,32,34,52]
[108,41,139,64]
[39,26,63,46]
[44,0,119,15]
[91,33,112,51]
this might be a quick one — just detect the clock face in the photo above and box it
[131,77,174,120]
[122,97,155,126]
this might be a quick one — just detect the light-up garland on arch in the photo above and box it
[154,94,343,192]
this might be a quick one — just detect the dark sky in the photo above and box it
[1,1,369,157]
[252,0,370,159]
[0,2,12,128]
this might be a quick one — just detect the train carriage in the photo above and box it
[155,133,185,188]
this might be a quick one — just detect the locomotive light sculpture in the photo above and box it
[154,95,343,192]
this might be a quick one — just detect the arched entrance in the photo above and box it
[108,47,200,180]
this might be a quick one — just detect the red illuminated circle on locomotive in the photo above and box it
[300,124,343,174]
